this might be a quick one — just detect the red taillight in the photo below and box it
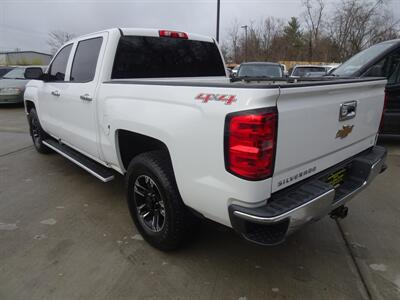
[379,91,387,133]
[159,30,188,39]
[225,108,277,180]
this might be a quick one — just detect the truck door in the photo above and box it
[53,34,106,159]
[38,44,73,136]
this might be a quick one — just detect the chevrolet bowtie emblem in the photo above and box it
[336,125,354,139]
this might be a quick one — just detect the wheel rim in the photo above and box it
[31,117,41,146]
[133,175,166,232]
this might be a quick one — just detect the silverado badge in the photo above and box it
[336,125,354,139]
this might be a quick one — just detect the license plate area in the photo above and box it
[324,165,350,189]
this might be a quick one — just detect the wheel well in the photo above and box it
[25,100,35,113]
[117,130,169,171]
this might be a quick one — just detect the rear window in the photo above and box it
[292,67,326,77]
[238,64,282,78]
[111,36,226,79]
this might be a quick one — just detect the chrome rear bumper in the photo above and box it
[229,146,387,245]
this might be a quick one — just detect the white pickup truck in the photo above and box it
[24,28,387,250]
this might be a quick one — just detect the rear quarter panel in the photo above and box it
[97,82,280,226]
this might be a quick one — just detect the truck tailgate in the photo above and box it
[272,79,386,192]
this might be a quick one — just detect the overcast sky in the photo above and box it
[0,0,399,53]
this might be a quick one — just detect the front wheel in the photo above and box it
[126,150,193,251]
[28,108,51,154]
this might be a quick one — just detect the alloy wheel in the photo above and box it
[133,175,166,232]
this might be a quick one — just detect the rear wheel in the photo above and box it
[126,150,193,251]
[28,108,51,154]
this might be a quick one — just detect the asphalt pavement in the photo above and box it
[0,105,399,300]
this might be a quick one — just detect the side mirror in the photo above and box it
[24,67,44,80]
[39,73,52,82]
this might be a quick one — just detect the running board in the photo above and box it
[43,139,114,182]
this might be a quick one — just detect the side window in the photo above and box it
[364,49,400,85]
[70,37,103,82]
[387,50,400,85]
[49,44,73,81]
[363,59,385,77]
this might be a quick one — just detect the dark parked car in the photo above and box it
[0,67,14,78]
[289,65,328,78]
[235,62,283,79]
[332,39,400,136]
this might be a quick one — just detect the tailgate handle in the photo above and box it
[339,101,357,121]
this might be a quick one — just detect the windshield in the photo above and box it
[238,64,282,77]
[332,41,397,77]
[3,68,25,79]
[292,66,326,77]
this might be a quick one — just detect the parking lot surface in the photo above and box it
[0,106,399,300]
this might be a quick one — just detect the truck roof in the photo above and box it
[240,62,280,66]
[69,28,215,44]
[293,64,327,68]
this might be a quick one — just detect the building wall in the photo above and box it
[0,54,8,65]
[0,52,52,66]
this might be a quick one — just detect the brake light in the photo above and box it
[159,30,188,39]
[379,91,387,133]
[225,108,277,180]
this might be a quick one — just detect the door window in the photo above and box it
[48,44,73,81]
[70,37,103,82]
[364,48,400,85]
[387,54,400,85]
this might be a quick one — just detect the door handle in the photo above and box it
[51,90,60,97]
[80,94,92,101]
[339,101,357,121]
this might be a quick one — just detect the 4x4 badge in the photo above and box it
[195,93,237,105]
[336,125,354,139]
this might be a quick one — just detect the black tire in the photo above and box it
[126,150,193,251]
[28,108,51,154]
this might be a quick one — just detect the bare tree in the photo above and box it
[219,42,230,63]
[329,0,399,60]
[221,0,399,63]
[302,0,325,60]
[245,21,263,61]
[47,30,76,54]
[367,5,400,45]
[260,17,284,60]
[226,20,241,63]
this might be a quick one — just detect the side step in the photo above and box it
[43,139,114,182]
